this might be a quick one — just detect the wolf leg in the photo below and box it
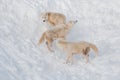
[66,54,71,64]
[84,47,90,63]
[66,53,73,64]
[46,38,54,52]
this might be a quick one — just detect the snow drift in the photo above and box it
[0,0,120,80]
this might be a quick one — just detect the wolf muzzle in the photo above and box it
[75,20,78,23]
[43,20,46,22]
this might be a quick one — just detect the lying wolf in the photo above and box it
[57,39,98,63]
[38,20,77,52]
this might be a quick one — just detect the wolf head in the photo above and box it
[41,12,49,22]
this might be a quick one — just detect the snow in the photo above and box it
[0,0,120,80]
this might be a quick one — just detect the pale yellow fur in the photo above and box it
[57,39,98,63]
[41,12,66,27]
[38,20,77,52]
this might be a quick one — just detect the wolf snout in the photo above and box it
[75,20,78,23]
[43,20,46,22]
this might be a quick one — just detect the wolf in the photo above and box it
[41,12,66,27]
[57,39,98,63]
[38,20,78,52]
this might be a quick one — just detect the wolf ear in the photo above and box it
[46,12,50,19]
[40,12,45,17]
[47,12,50,15]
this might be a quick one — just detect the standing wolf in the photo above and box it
[38,20,78,52]
[57,39,98,63]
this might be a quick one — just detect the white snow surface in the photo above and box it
[0,0,120,80]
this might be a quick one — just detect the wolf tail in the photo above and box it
[89,43,98,56]
[38,32,46,45]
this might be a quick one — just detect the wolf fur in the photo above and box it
[57,39,98,63]
[38,20,78,52]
